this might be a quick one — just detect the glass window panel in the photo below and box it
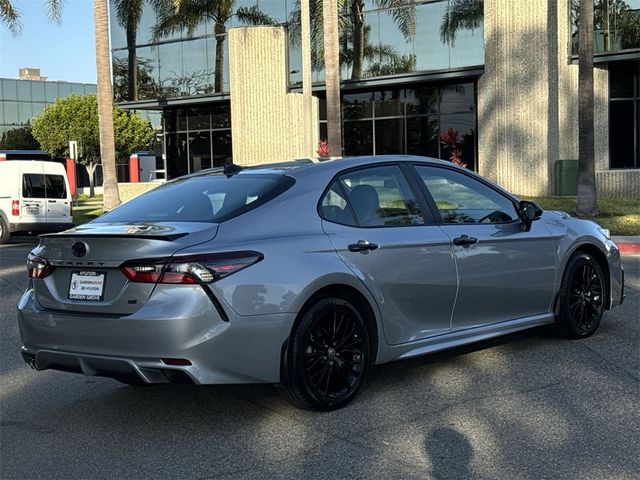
[212,130,232,166]
[344,120,373,155]
[112,49,129,102]
[177,108,188,131]
[375,118,405,154]
[182,38,214,96]
[343,92,373,119]
[289,43,303,87]
[372,8,417,78]
[158,42,184,97]
[439,83,475,116]
[256,0,287,23]
[45,175,67,199]
[17,81,31,101]
[188,107,210,131]
[319,122,328,143]
[317,95,327,121]
[610,60,638,98]
[414,1,450,71]
[338,165,424,227]
[58,83,72,97]
[31,103,47,118]
[405,86,439,116]
[165,132,189,178]
[374,89,403,117]
[417,166,518,224]
[609,100,636,169]
[109,0,127,49]
[45,82,58,102]
[449,21,484,68]
[23,174,47,198]
[189,130,212,172]
[439,115,476,170]
[85,84,97,94]
[211,102,231,129]
[31,81,45,102]
[17,102,32,125]
[137,3,161,44]
[2,80,17,100]
[0,101,4,125]
[407,116,439,157]
[3,101,18,126]
[71,83,85,95]
[135,46,160,101]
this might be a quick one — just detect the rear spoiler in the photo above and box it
[39,232,189,242]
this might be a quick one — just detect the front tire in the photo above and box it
[555,252,606,339]
[0,217,10,244]
[280,297,370,411]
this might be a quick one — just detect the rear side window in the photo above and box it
[45,175,67,199]
[22,174,46,198]
[320,165,425,227]
[94,174,294,223]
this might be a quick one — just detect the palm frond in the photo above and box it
[236,6,277,26]
[113,0,145,29]
[0,0,22,36]
[46,0,65,23]
[440,0,483,45]
[374,0,416,38]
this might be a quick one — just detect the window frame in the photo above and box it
[317,162,437,228]
[407,162,524,227]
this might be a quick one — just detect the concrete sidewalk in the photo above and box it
[613,236,640,255]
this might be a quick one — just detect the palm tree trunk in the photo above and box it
[94,0,121,210]
[323,0,343,155]
[576,0,596,217]
[126,17,138,101]
[350,0,365,80]
[214,22,226,93]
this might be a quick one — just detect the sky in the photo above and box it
[0,0,97,83]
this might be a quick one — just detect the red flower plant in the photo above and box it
[440,128,467,168]
[317,140,329,157]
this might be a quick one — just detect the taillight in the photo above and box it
[12,200,19,216]
[27,253,55,279]
[120,251,263,285]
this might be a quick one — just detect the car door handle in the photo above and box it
[453,235,478,246]
[348,240,379,252]
[48,200,57,203]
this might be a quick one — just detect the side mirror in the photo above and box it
[518,201,542,231]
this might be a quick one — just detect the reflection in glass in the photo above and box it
[31,81,45,102]
[343,92,373,119]
[374,90,404,117]
[406,116,439,157]
[211,102,231,129]
[58,83,72,97]
[375,118,404,154]
[571,0,640,54]
[45,82,58,102]
[344,120,373,155]
[213,130,232,165]
[3,101,18,126]
[17,81,30,101]
[166,132,189,177]
[188,107,211,130]
[189,130,213,172]
[17,102,32,125]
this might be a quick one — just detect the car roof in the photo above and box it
[186,155,455,179]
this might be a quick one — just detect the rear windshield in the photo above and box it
[94,174,294,223]
[22,174,67,199]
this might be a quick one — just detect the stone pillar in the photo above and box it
[478,0,610,197]
[228,26,319,165]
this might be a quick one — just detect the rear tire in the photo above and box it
[554,252,606,339]
[0,217,10,244]
[280,297,370,411]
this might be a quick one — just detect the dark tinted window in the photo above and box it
[416,166,518,224]
[94,174,294,223]
[22,174,46,198]
[45,175,67,199]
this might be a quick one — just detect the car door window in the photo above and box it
[416,166,518,224]
[333,165,424,227]
[320,181,357,226]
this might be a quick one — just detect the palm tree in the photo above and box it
[1,0,64,35]
[576,0,597,217]
[440,0,483,45]
[95,0,121,210]
[113,0,146,102]
[323,0,342,155]
[153,0,276,93]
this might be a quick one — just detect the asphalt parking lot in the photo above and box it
[1,239,638,480]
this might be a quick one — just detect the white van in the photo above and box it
[0,160,73,244]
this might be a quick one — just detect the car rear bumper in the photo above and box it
[10,222,74,234]
[17,285,294,384]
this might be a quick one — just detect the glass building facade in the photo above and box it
[0,78,96,137]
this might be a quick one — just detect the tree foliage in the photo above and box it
[0,126,40,150]
[31,94,155,166]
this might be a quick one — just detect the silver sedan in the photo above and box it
[17,156,625,410]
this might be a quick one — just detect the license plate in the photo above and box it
[26,206,39,215]
[68,271,106,301]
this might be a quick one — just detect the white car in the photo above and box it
[0,160,73,244]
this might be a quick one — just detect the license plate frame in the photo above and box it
[68,271,107,301]
[26,206,40,215]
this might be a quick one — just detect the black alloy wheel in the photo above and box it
[281,297,370,411]
[556,253,606,338]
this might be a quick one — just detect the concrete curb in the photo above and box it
[613,236,640,255]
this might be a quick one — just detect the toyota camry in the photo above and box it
[17,156,624,410]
